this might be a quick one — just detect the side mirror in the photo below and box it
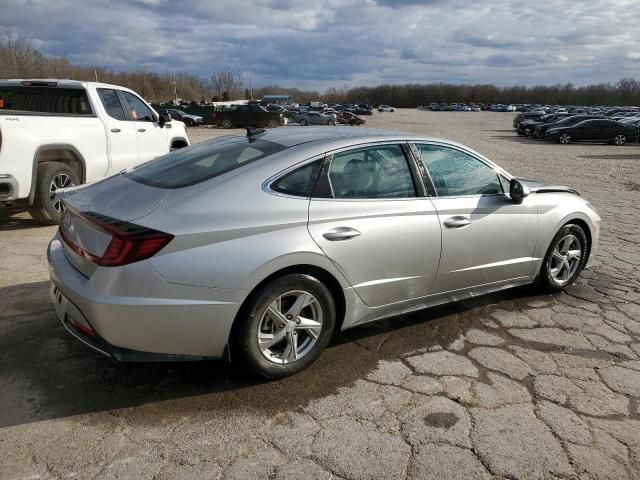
[510,178,530,202]
[158,111,171,127]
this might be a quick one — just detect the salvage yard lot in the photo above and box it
[1,110,639,479]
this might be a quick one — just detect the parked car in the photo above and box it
[295,111,337,126]
[0,79,189,224]
[517,113,572,137]
[165,109,203,127]
[513,111,547,129]
[349,106,373,116]
[213,104,284,129]
[378,105,395,112]
[48,127,600,378]
[339,111,366,126]
[534,115,604,138]
[546,119,638,145]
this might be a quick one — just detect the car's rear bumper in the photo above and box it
[48,235,243,360]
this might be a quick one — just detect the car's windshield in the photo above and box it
[125,135,286,188]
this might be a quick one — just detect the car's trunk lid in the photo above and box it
[57,173,172,276]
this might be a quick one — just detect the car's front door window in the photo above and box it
[327,144,416,199]
[416,144,503,197]
[120,91,155,122]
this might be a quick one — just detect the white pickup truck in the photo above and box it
[0,79,189,224]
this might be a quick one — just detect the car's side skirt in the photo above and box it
[343,275,534,330]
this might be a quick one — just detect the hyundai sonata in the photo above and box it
[48,127,600,378]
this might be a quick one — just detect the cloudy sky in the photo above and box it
[2,0,639,89]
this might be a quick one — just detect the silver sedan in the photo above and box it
[48,127,600,378]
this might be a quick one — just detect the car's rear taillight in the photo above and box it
[60,210,173,267]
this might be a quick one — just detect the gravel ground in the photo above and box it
[1,110,639,480]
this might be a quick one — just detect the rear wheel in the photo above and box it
[328,120,336,126]
[300,119,308,126]
[539,223,588,292]
[234,274,335,379]
[558,133,571,144]
[221,119,233,129]
[613,134,626,145]
[29,162,80,225]
[267,119,278,128]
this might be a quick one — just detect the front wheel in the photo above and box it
[300,119,308,126]
[234,274,336,379]
[613,134,626,146]
[328,120,336,126]
[267,119,278,128]
[558,133,571,144]
[221,119,233,129]
[539,224,588,292]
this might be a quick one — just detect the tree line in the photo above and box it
[1,34,639,107]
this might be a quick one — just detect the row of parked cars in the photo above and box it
[513,107,640,145]
[420,103,515,112]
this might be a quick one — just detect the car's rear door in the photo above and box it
[308,143,442,308]
[413,143,539,294]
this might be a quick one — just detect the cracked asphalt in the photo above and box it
[1,111,639,479]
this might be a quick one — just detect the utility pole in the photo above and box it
[172,75,177,104]
[249,72,253,100]
[94,69,98,82]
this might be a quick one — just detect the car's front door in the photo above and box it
[119,91,168,162]
[308,143,442,308]
[96,88,139,175]
[414,143,539,294]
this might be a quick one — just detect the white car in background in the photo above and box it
[0,79,189,224]
[378,105,396,112]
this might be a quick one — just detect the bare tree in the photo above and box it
[210,67,243,101]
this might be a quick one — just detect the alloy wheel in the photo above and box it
[49,173,74,214]
[614,134,626,145]
[559,133,571,144]
[548,234,582,286]
[257,290,323,364]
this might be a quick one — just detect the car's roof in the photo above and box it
[261,126,445,148]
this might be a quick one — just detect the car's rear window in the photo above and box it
[126,135,286,188]
[0,86,93,115]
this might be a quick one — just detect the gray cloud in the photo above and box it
[1,0,638,89]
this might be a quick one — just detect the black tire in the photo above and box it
[300,119,308,126]
[234,274,336,379]
[539,223,588,292]
[328,120,336,126]
[221,119,233,129]
[267,119,278,128]
[184,118,193,127]
[613,134,626,146]
[558,133,571,144]
[29,162,80,225]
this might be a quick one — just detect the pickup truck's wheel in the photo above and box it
[267,119,278,128]
[221,119,233,129]
[29,162,80,225]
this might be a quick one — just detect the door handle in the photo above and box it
[323,227,361,241]
[443,216,471,228]
[110,128,121,133]
[137,128,146,132]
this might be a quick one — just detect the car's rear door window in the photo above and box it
[126,136,286,188]
[97,88,126,120]
[325,144,416,199]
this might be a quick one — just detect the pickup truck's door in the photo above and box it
[96,88,139,175]
[120,91,168,162]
